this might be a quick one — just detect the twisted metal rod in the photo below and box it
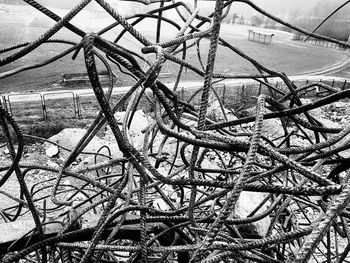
[1,0,350,263]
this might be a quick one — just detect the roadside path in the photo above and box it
[302,53,350,76]
[3,74,349,103]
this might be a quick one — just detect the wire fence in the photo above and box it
[2,78,349,122]
[1,1,350,263]
[293,34,350,50]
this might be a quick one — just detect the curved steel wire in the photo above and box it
[1,0,350,263]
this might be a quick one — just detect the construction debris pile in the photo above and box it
[1,0,350,262]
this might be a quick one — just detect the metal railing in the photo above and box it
[2,78,349,122]
[1,1,350,262]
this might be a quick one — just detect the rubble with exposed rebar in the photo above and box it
[2,0,350,262]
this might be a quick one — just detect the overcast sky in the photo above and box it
[25,0,349,20]
[228,0,320,18]
[33,0,319,13]
[254,0,319,12]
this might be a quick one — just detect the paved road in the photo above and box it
[320,57,350,79]
[303,53,350,77]
[4,74,349,103]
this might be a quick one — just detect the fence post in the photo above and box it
[2,96,8,112]
[7,95,13,116]
[74,94,79,119]
[222,85,226,102]
[76,94,82,119]
[42,96,47,120]
[38,94,45,120]
[73,93,79,119]
[0,96,5,111]
[241,84,245,102]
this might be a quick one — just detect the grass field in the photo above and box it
[1,3,349,135]
[0,3,348,94]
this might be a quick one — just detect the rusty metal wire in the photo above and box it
[1,0,350,262]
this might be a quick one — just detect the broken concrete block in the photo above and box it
[46,145,59,157]
[233,191,271,238]
[46,128,121,158]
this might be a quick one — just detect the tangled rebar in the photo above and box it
[1,0,350,262]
